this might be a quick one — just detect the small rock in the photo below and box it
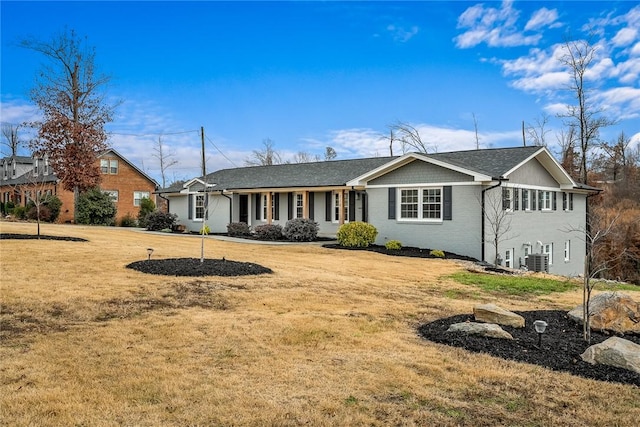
[474,303,525,328]
[568,292,640,334]
[446,322,513,339]
[580,337,640,374]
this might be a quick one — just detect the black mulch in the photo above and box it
[323,244,480,262]
[0,233,88,242]
[126,257,273,277]
[418,310,640,386]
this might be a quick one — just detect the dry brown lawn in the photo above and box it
[1,221,638,426]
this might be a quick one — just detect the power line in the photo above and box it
[108,129,200,137]
[205,134,238,168]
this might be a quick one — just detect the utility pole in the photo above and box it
[201,126,206,177]
[522,121,526,147]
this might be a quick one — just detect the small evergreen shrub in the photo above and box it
[430,249,445,258]
[137,197,156,228]
[337,222,378,248]
[77,187,117,226]
[254,224,283,240]
[42,195,62,222]
[201,224,211,235]
[12,206,26,220]
[227,222,251,237]
[283,218,319,242]
[385,240,402,250]
[119,213,138,227]
[145,210,177,231]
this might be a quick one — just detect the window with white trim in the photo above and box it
[109,159,118,174]
[564,240,570,262]
[100,159,109,174]
[563,192,574,211]
[505,248,514,268]
[541,191,552,210]
[133,191,150,206]
[33,159,39,174]
[261,193,276,221]
[522,189,530,211]
[524,244,531,260]
[543,243,553,265]
[295,193,304,218]
[43,157,49,175]
[195,194,205,220]
[399,188,442,221]
[104,190,119,202]
[333,191,349,222]
[502,187,512,211]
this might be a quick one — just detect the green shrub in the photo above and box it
[283,218,319,242]
[145,210,177,231]
[227,222,251,237]
[137,197,155,228]
[27,205,52,222]
[12,205,27,220]
[385,240,402,250]
[430,249,445,258]
[254,224,283,240]
[119,213,138,227]
[336,222,378,248]
[5,201,15,214]
[26,195,62,223]
[76,188,117,226]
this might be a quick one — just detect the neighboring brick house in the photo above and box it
[1,149,158,223]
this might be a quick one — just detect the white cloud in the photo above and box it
[0,99,40,125]
[454,0,547,48]
[525,7,560,31]
[386,24,419,43]
[612,27,638,47]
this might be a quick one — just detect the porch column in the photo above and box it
[339,190,345,225]
[303,191,309,219]
[266,192,273,224]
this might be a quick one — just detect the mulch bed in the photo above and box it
[126,257,272,277]
[323,244,480,262]
[418,309,640,386]
[0,233,88,242]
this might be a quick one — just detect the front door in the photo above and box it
[239,194,249,224]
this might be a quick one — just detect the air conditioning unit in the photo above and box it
[526,254,549,273]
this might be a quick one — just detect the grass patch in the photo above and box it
[448,271,577,296]
[592,280,639,292]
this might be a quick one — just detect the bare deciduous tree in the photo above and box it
[324,146,337,161]
[557,38,616,185]
[526,113,550,147]
[21,29,117,221]
[152,135,179,188]
[388,121,435,154]
[245,138,283,166]
[481,186,517,267]
[1,123,22,157]
[292,151,320,163]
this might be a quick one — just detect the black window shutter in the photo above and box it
[288,192,293,220]
[538,190,543,210]
[569,193,574,210]
[274,193,280,220]
[443,186,452,220]
[348,191,356,222]
[552,192,557,211]
[532,190,537,210]
[188,194,193,219]
[388,187,396,220]
[255,193,261,220]
[361,193,367,222]
[522,189,527,210]
[502,188,507,211]
[308,192,314,220]
[563,192,567,210]
[205,193,209,220]
[325,191,332,221]
[514,188,519,211]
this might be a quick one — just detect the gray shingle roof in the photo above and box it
[159,146,547,193]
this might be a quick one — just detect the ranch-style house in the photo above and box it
[158,146,598,277]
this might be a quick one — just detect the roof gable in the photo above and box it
[99,149,159,187]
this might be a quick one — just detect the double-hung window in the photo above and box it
[333,191,349,222]
[195,194,205,220]
[295,193,304,218]
[502,188,512,211]
[134,191,150,206]
[541,191,552,210]
[399,188,442,221]
[543,243,553,265]
[564,240,571,262]
[104,190,119,202]
[522,189,530,211]
[100,159,109,174]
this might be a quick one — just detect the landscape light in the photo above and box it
[147,248,154,261]
[533,320,548,348]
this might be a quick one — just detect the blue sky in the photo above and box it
[2,1,639,184]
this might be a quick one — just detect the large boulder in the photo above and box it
[474,303,525,328]
[580,337,640,374]
[446,322,513,340]
[567,292,640,334]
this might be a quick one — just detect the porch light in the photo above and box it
[533,320,548,348]
[147,248,154,261]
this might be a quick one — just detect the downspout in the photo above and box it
[157,192,170,213]
[222,191,233,224]
[480,177,506,263]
